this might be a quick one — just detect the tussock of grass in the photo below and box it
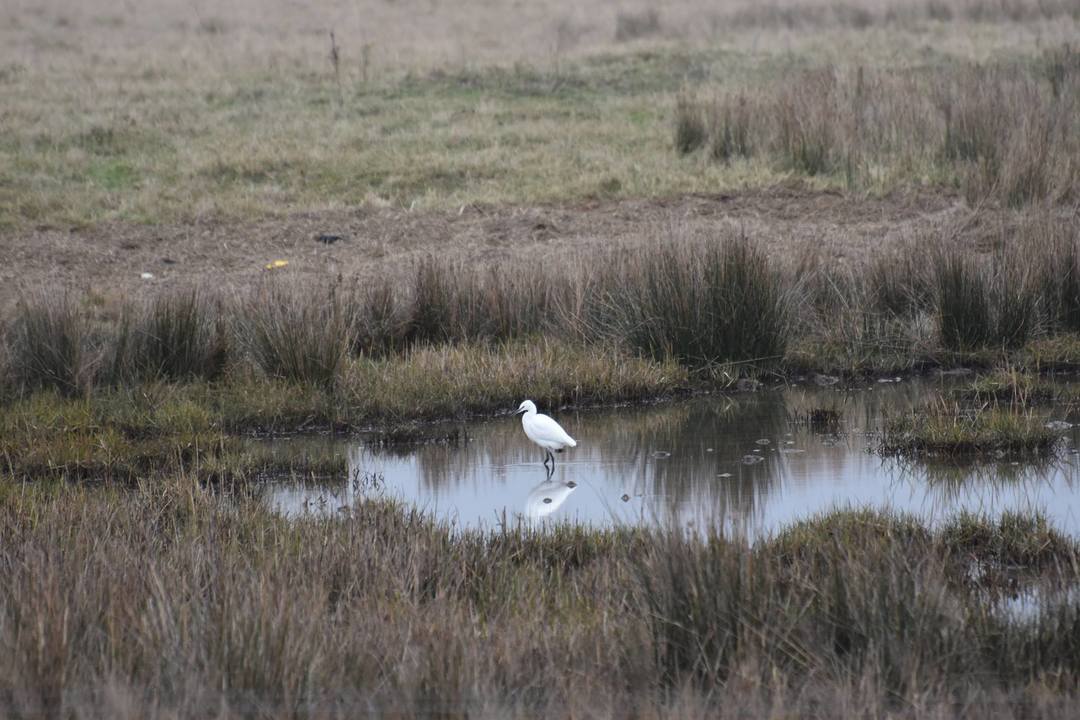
[402,256,561,346]
[941,511,1076,572]
[235,282,352,386]
[7,293,98,398]
[111,290,227,383]
[588,236,793,366]
[7,488,1077,717]
[880,398,1059,458]
[934,249,997,350]
[673,92,707,155]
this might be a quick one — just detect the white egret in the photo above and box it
[515,400,577,467]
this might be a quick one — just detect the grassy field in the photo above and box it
[6,1,1080,716]
[2,0,1078,229]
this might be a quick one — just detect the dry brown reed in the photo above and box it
[677,56,1080,204]
[1,483,1078,719]
[2,217,1080,401]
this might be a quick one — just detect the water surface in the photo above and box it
[267,380,1080,538]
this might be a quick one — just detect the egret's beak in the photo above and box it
[514,407,526,415]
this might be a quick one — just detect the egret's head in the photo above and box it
[516,400,536,415]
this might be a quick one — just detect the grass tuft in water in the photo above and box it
[880,397,1059,458]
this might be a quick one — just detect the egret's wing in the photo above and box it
[533,413,576,446]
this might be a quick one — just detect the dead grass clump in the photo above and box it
[866,246,933,317]
[111,290,227,383]
[235,282,352,387]
[404,256,558,346]
[777,71,842,176]
[593,235,792,366]
[938,69,1009,166]
[7,293,98,397]
[1034,225,1080,333]
[933,247,1039,351]
[348,276,409,357]
[406,255,463,345]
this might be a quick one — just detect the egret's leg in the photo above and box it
[546,450,555,467]
[545,462,555,480]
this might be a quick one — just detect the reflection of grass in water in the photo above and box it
[790,406,843,434]
[885,454,1074,510]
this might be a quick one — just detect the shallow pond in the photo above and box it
[265,380,1080,538]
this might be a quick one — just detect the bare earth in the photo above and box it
[1,187,1018,311]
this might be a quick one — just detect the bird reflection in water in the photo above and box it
[524,468,578,521]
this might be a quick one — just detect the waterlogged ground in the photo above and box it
[266,380,1080,538]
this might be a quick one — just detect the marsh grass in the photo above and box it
[404,257,562,345]
[933,245,1040,351]
[681,58,1080,204]
[1033,224,1080,333]
[3,485,1079,718]
[0,340,686,472]
[3,214,1080,413]
[345,339,687,421]
[880,397,1059,458]
[110,290,227,383]
[347,276,408,357]
[0,399,344,484]
[7,293,98,397]
[589,236,793,366]
[934,250,996,350]
[707,93,754,162]
[236,282,352,387]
